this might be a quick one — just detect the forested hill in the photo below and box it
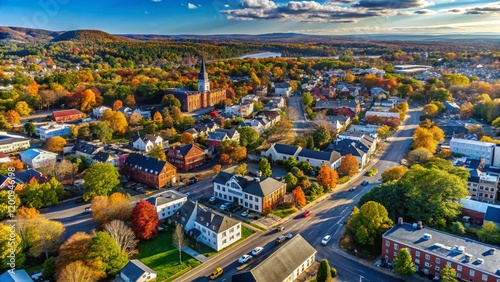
[51,30,133,42]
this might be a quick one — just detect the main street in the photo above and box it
[287,95,313,134]
[175,106,423,282]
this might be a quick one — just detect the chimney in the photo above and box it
[418,221,423,229]
[397,217,403,225]
[490,248,496,255]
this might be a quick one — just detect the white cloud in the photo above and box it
[188,3,198,9]
[224,4,230,7]
[151,0,162,2]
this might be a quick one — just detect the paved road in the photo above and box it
[40,200,97,240]
[286,96,313,134]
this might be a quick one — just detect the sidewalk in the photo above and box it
[182,246,209,263]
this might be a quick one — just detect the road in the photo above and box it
[175,106,422,282]
[286,96,313,134]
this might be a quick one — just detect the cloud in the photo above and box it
[326,0,356,3]
[222,0,393,22]
[412,9,436,14]
[151,0,161,2]
[354,0,432,9]
[188,3,198,9]
[224,4,230,7]
[447,2,500,14]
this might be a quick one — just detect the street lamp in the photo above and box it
[359,275,364,282]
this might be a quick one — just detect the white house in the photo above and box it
[264,143,302,162]
[265,97,285,109]
[364,111,400,119]
[119,259,157,282]
[0,132,30,153]
[331,139,371,170]
[274,82,292,97]
[145,190,187,220]
[239,120,264,134]
[224,102,254,117]
[241,94,260,104]
[20,149,58,169]
[132,109,151,119]
[349,124,381,136]
[132,133,163,152]
[36,123,71,140]
[92,106,111,118]
[337,132,377,155]
[91,151,118,166]
[450,137,496,166]
[296,148,342,169]
[326,116,351,132]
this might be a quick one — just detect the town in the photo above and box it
[0,13,500,282]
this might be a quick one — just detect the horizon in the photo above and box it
[0,0,499,36]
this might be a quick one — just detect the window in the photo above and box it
[447,261,451,267]
[435,266,440,271]
[435,258,440,264]
[386,241,390,247]
[425,262,430,267]
[457,265,462,271]
[482,274,488,281]
[469,270,474,277]
[394,243,399,250]
[394,252,397,257]
[425,254,430,260]
[386,249,388,253]
[245,194,248,199]
[415,259,420,264]
[415,251,420,257]
[457,273,461,278]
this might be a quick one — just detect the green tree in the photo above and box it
[284,172,298,191]
[234,163,248,176]
[394,248,416,277]
[285,156,298,171]
[90,122,113,142]
[313,125,331,149]
[24,122,37,136]
[149,145,166,161]
[346,201,393,246]
[440,265,457,282]
[477,222,500,244]
[161,94,181,110]
[0,191,21,219]
[317,259,332,282]
[377,125,391,139]
[238,126,259,148]
[450,222,466,236]
[85,231,128,277]
[42,256,56,277]
[83,163,120,201]
[302,92,313,107]
[258,158,272,177]
[381,166,409,183]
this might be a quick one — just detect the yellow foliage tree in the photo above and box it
[26,80,39,96]
[101,110,128,134]
[153,111,163,123]
[81,89,97,112]
[15,101,32,117]
[124,94,136,106]
[412,126,439,153]
[44,136,67,153]
[6,110,21,125]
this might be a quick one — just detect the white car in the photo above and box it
[321,235,332,245]
[251,246,263,256]
[238,254,253,264]
[286,233,293,239]
[241,210,249,217]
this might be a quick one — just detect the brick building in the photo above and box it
[382,219,500,282]
[166,144,205,172]
[121,153,177,189]
[52,109,84,122]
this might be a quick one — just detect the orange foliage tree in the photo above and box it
[7,160,24,171]
[317,165,339,190]
[124,94,136,106]
[112,100,123,111]
[180,133,194,144]
[44,136,67,153]
[6,110,21,125]
[338,154,359,177]
[219,154,232,165]
[292,186,306,207]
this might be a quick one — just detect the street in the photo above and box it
[287,96,313,134]
[40,200,97,240]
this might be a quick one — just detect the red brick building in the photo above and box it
[166,144,205,172]
[382,219,500,282]
[314,100,360,118]
[52,109,84,122]
[121,153,177,189]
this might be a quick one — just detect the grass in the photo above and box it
[338,176,350,184]
[366,168,378,177]
[247,222,267,231]
[241,225,255,239]
[271,205,298,218]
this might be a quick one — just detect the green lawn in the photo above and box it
[271,205,298,218]
[241,225,255,239]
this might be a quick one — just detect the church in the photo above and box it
[166,57,227,112]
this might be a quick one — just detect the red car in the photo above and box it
[302,210,312,218]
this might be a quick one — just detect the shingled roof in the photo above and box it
[196,206,240,233]
[123,153,175,176]
[120,259,157,282]
[297,148,341,164]
[213,172,285,197]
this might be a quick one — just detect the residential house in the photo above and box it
[0,175,12,190]
[241,94,260,104]
[224,102,254,117]
[0,84,14,92]
[36,123,71,140]
[15,169,49,185]
[92,106,111,118]
[0,269,34,282]
[460,197,495,225]
[118,259,157,282]
[73,141,103,160]
[484,206,500,227]
[207,129,240,148]
[232,235,316,282]
[373,100,396,108]
[466,169,499,203]
[254,110,281,127]
[20,149,57,169]
[239,120,265,134]
[263,143,302,162]
[382,219,500,282]
[213,172,286,213]
[365,111,400,119]
[0,152,11,163]
[254,86,267,96]
[274,82,292,97]
[265,97,285,110]
[444,101,460,114]
[121,153,177,189]
[132,133,163,153]
[296,148,342,169]
[348,124,381,137]
[331,139,370,170]
[194,122,219,136]
[132,109,151,119]
[314,100,360,118]
[0,133,30,153]
[337,132,377,155]
[52,109,84,122]
[388,96,407,106]
[145,190,187,220]
[169,200,242,251]
[91,151,118,166]
[326,115,351,132]
[370,87,388,96]
[166,144,205,172]
[450,137,496,166]
[183,128,199,139]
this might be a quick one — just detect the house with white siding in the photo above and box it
[20,149,58,169]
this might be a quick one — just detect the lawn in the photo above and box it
[241,225,255,239]
[271,205,298,218]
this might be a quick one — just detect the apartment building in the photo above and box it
[0,133,30,153]
[145,190,187,220]
[36,123,71,140]
[450,138,496,166]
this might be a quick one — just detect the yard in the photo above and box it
[241,225,255,239]
[270,204,298,218]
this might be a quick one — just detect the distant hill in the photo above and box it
[51,30,132,42]
[0,26,61,42]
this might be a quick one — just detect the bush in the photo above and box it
[338,176,350,184]
[366,168,378,177]
[330,267,337,278]
[253,216,258,220]
[281,202,294,209]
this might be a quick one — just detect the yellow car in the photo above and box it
[210,267,223,280]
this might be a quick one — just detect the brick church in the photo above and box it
[166,57,227,112]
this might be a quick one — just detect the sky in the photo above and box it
[0,0,499,35]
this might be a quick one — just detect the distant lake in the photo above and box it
[237,52,282,59]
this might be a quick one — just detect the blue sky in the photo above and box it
[0,0,499,35]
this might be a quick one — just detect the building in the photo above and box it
[393,64,432,74]
[0,133,30,153]
[254,86,267,96]
[92,106,111,118]
[132,133,163,153]
[0,269,34,282]
[484,206,500,227]
[145,190,187,220]
[224,102,254,117]
[52,109,84,122]
[169,200,241,251]
[467,170,499,203]
[0,152,10,163]
[207,129,240,148]
[73,141,103,160]
[91,151,118,166]
[274,82,292,97]
[330,139,371,170]
[337,132,377,155]
[15,169,49,185]
[450,138,496,166]
[20,149,57,169]
[232,235,316,282]
[36,123,71,140]
[348,124,381,136]
[165,57,226,112]
[118,259,157,282]
[460,197,496,225]
[382,220,500,282]
[264,143,302,162]
[166,144,205,172]
[213,172,286,213]
[325,115,351,132]
[121,153,177,189]
[296,149,342,169]
[241,94,260,104]
[314,100,360,118]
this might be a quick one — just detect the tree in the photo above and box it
[407,148,433,165]
[172,224,188,264]
[212,164,222,174]
[90,122,113,142]
[381,166,409,182]
[0,114,10,130]
[477,222,500,244]
[338,154,359,177]
[234,163,248,176]
[317,259,332,282]
[6,110,21,125]
[180,132,194,144]
[85,231,128,277]
[377,125,391,139]
[112,100,123,111]
[131,201,160,240]
[29,217,65,259]
[232,146,247,162]
[23,122,36,137]
[284,172,298,191]
[344,72,355,84]
[423,103,438,116]
[91,193,132,226]
[450,221,466,236]
[258,158,272,177]
[42,257,56,278]
[101,110,128,134]
[238,126,259,148]
[15,101,32,117]
[317,165,339,190]
[492,117,500,128]
[219,153,232,165]
[0,223,25,269]
[83,163,120,201]
[57,261,99,282]
[129,113,142,126]
[38,159,77,182]
[285,156,298,171]
[394,248,416,277]
[7,159,23,171]
[412,126,439,153]
[104,220,138,257]
[161,94,181,109]
[302,92,313,107]
[313,125,331,149]
[292,187,306,207]
[440,265,457,282]
[149,145,166,161]
[22,178,66,209]
[346,201,393,246]
[44,136,67,153]
[124,94,136,106]
[56,232,93,272]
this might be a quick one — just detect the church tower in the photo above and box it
[198,56,210,92]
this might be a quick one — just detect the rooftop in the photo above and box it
[213,172,285,197]
[146,190,187,207]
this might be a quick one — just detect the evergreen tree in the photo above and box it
[317,259,332,282]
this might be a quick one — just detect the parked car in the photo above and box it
[321,235,332,245]
[232,205,243,213]
[238,254,253,264]
[348,187,356,192]
[209,197,218,204]
[251,246,263,256]
[302,210,312,218]
[241,210,249,217]
[277,226,285,232]
[276,235,286,244]
[361,180,369,186]
[286,233,293,239]
[210,267,223,280]
[220,203,228,210]
[84,207,92,212]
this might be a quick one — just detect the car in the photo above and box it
[277,226,285,232]
[220,203,227,210]
[251,246,263,256]
[276,235,286,244]
[241,210,249,217]
[210,267,223,280]
[238,254,253,264]
[348,187,356,192]
[302,210,312,218]
[232,205,243,213]
[321,235,332,245]
[84,207,92,212]
[286,233,293,239]
[361,180,369,186]
[209,196,218,204]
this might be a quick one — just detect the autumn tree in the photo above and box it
[30,217,65,259]
[412,126,439,153]
[0,223,25,269]
[15,101,32,117]
[407,147,433,165]
[232,146,247,162]
[128,113,142,126]
[377,125,391,139]
[313,125,331,149]
[6,110,21,125]
[394,248,416,277]
[219,153,232,165]
[91,193,132,226]
[346,201,393,246]
[180,132,194,144]
[26,80,39,96]
[477,222,500,244]
[57,261,99,282]
[85,231,128,277]
[234,163,248,176]
[292,186,306,207]
[7,159,23,171]
[124,94,136,106]
[440,265,457,282]
[212,164,222,174]
[21,178,66,209]
[149,145,166,161]
[131,201,160,240]
[317,165,339,190]
[172,224,188,264]
[423,103,439,116]
[83,163,120,201]
[153,111,163,123]
[238,126,259,148]
[337,154,359,177]
[258,158,272,177]
[104,220,138,257]
[112,100,123,111]
[56,232,93,272]
[381,166,409,182]
[101,110,128,134]
[44,136,67,153]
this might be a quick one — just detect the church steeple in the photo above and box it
[198,56,210,92]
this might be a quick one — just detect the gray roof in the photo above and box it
[120,259,157,282]
[315,99,358,110]
[275,82,290,88]
[272,144,300,156]
[195,206,240,233]
[297,148,341,164]
[484,206,500,224]
[331,139,367,157]
[170,200,196,226]
[213,172,285,197]
[0,135,28,146]
[92,151,111,163]
[146,190,187,207]
[123,153,174,176]
[232,235,316,282]
[15,169,47,184]
[0,269,33,282]
[207,131,227,140]
[383,223,500,276]
[73,141,102,155]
